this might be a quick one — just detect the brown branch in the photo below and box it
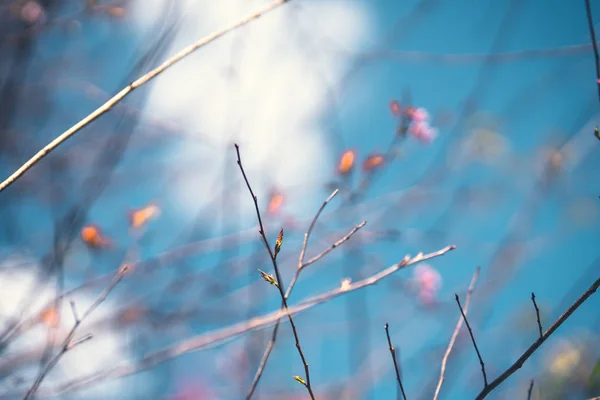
[0,0,292,194]
[235,143,316,400]
[526,379,534,400]
[24,245,455,399]
[384,323,407,400]
[475,275,600,399]
[531,292,543,338]
[23,263,130,400]
[432,266,480,400]
[455,292,488,388]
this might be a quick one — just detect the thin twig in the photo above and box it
[432,266,480,400]
[530,293,542,338]
[526,379,534,400]
[0,0,292,194]
[23,263,130,400]
[27,245,455,399]
[384,323,407,400]
[475,275,600,399]
[584,0,600,104]
[455,292,488,388]
[235,144,316,400]
[246,190,367,400]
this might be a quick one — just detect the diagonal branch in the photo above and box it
[455,292,488,387]
[23,263,131,400]
[475,275,600,399]
[0,0,292,194]
[24,245,455,399]
[433,266,480,400]
[531,292,543,338]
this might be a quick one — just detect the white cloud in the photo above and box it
[131,0,373,222]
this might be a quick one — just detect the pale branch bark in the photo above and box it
[432,266,480,400]
[0,0,292,194]
[23,263,131,400]
[14,245,455,399]
[475,274,600,399]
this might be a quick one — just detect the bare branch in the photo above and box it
[530,293,543,338]
[31,245,455,398]
[475,275,600,399]
[235,144,316,400]
[384,323,407,400]
[433,266,480,400]
[0,0,292,194]
[455,292,488,388]
[23,264,130,400]
[526,379,534,400]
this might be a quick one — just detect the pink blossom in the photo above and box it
[412,107,430,123]
[20,1,44,24]
[409,121,438,143]
[413,264,442,304]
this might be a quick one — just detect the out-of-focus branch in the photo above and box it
[235,144,316,399]
[433,266,480,400]
[0,0,293,194]
[384,323,407,400]
[475,275,600,400]
[21,245,455,399]
[22,263,131,400]
[526,379,534,400]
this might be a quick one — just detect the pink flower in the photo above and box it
[413,264,442,304]
[409,121,438,143]
[412,107,430,123]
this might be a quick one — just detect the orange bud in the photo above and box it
[390,100,401,116]
[107,6,125,17]
[363,153,386,171]
[405,107,415,118]
[129,203,160,229]
[81,224,111,249]
[337,150,356,175]
[268,192,284,214]
[40,307,60,327]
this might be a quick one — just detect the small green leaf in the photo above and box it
[258,269,278,287]
[274,228,284,258]
[292,375,306,386]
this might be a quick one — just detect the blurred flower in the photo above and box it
[412,107,429,123]
[20,1,44,24]
[390,100,401,116]
[268,191,284,214]
[129,203,160,229]
[39,306,60,328]
[81,224,112,249]
[337,150,356,175]
[362,153,386,172]
[409,121,438,143]
[549,340,581,376]
[413,264,442,304]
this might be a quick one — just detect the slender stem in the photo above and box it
[526,379,534,400]
[584,0,600,104]
[531,293,543,338]
[0,0,292,194]
[475,275,600,399]
[455,292,488,387]
[23,264,130,400]
[384,323,407,400]
[235,144,316,400]
[432,266,480,400]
